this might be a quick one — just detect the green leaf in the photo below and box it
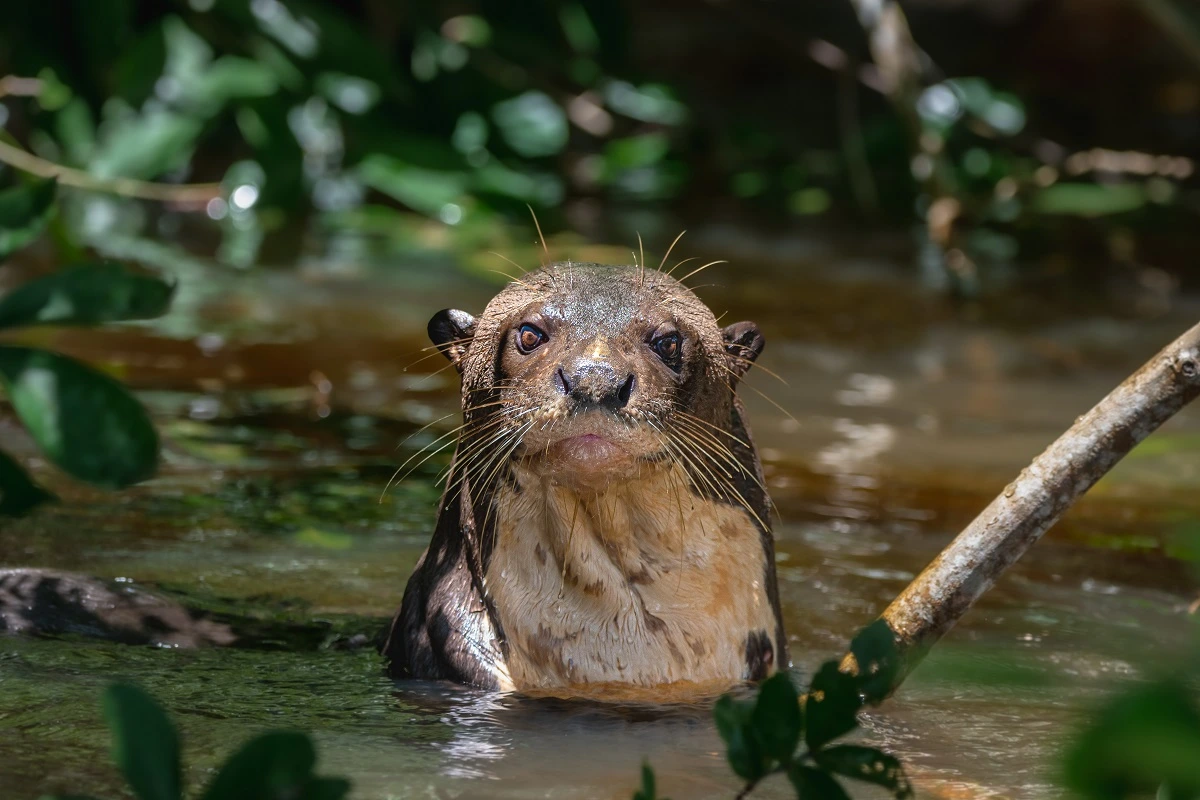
[0,264,174,329]
[750,672,803,762]
[632,762,661,800]
[89,109,203,181]
[817,746,912,799]
[804,662,862,751]
[38,795,104,799]
[713,694,768,781]
[1064,677,1200,800]
[55,97,98,166]
[102,684,181,800]
[0,448,55,517]
[200,731,327,800]
[604,133,670,172]
[492,90,569,158]
[0,346,159,488]
[188,57,279,113]
[0,178,58,260]
[787,765,852,800]
[357,154,467,217]
[849,620,901,705]
[1032,183,1145,217]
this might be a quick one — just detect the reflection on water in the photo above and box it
[1,239,1198,799]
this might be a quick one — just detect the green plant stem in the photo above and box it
[733,752,817,799]
[0,139,221,205]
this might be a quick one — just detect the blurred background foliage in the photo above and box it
[2,0,1200,291]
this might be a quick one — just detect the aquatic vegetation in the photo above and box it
[0,178,173,515]
[639,620,912,800]
[42,683,350,800]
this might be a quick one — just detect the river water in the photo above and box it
[1,229,1198,799]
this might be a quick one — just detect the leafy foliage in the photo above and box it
[644,621,912,800]
[1064,677,1200,800]
[0,263,174,328]
[0,179,170,515]
[0,178,58,259]
[43,683,350,800]
[0,0,1192,285]
[0,346,161,488]
[102,684,182,800]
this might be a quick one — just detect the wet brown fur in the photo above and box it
[381,261,786,691]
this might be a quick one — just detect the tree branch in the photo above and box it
[0,139,221,206]
[848,320,1200,694]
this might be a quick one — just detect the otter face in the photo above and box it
[429,262,764,492]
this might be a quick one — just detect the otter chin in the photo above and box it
[546,432,630,480]
[382,260,786,692]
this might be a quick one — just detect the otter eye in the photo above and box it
[652,332,681,368]
[516,323,548,354]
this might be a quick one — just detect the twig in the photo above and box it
[0,75,44,99]
[846,321,1200,694]
[0,139,221,205]
[845,0,974,288]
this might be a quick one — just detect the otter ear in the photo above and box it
[722,321,765,380]
[428,309,478,373]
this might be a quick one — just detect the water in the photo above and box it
[1,234,1198,799]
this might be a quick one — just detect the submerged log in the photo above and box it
[852,321,1200,694]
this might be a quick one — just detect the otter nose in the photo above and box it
[556,359,636,410]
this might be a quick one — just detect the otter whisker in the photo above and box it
[675,409,754,451]
[669,428,770,533]
[715,361,801,426]
[475,418,536,567]
[416,335,474,354]
[382,414,478,500]
[488,251,534,279]
[665,256,698,279]
[652,422,753,546]
[671,416,754,476]
[650,410,767,530]
[448,410,536,488]
[459,411,534,483]
[442,408,533,484]
[673,411,778,516]
[672,417,758,486]
[636,231,646,288]
[646,416,719,501]
[658,229,687,272]
[727,353,790,386]
[403,347,461,372]
[527,203,550,266]
[488,269,535,289]
[676,260,728,285]
[395,413,520,497]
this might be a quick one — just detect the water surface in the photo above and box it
[2,234,1198,799]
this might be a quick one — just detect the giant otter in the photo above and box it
[382,261,786,690]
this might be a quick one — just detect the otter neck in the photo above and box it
[482,461,780,689]
[519,462,693,582]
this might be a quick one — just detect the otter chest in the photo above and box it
[482,465,780,689]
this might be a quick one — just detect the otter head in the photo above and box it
[429,262,764,493]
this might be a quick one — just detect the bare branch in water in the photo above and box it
[846,320,1200,695]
